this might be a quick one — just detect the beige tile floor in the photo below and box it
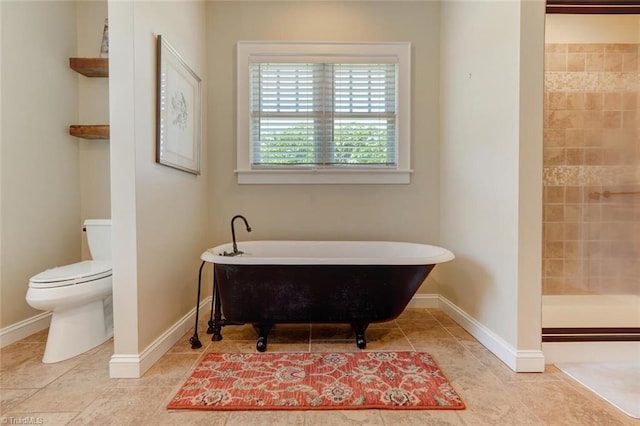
[0,308,636,425]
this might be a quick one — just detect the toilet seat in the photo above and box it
[29,260,112,289]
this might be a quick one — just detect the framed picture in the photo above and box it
[156,35,202,175]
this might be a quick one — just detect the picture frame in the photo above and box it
[156,35,202,175]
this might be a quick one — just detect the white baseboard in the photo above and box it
[109,296,211,379]
[108,354,143,378]
[438,295,545,373]
[406,293,440,309]
[0,311,51,348]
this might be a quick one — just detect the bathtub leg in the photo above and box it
[253,323,273,352]
[351,323,369,349]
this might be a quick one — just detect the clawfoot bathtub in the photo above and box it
[198,241,454,352]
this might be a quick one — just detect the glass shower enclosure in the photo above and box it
[541,13,639,355]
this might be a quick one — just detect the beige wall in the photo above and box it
[438,0,544,368]
[0,1,81,330]
[109,0,209,360]
[206,1,442,295]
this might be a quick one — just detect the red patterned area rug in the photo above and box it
[167,351,465,411]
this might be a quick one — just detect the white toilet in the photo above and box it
[26,219,113,363]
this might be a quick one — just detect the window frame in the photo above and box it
[236,41,412,185]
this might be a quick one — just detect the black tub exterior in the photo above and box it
[213,263,435,351]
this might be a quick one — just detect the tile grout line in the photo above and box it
[396,320,417,352]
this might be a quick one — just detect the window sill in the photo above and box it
[236,168,412,185]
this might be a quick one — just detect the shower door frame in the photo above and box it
[546,1,640,15]
[542,2,640,344]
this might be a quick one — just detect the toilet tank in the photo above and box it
[84,219,111,260]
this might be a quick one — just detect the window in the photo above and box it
[251,63,396,167]
[237,42,412,184]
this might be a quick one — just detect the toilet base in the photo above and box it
[43,299,113,363]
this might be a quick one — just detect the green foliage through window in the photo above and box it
[250,62,397,167]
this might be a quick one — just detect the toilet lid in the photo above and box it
[29,260,112,289]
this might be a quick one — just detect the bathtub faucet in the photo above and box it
[228,215,251,256]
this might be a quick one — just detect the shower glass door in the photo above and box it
[542,14,640,342]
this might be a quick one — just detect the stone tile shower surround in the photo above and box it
[543,43,640,296]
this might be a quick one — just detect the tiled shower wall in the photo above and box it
[543,43,640,296]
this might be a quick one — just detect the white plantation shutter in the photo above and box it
[250,62,397,167]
